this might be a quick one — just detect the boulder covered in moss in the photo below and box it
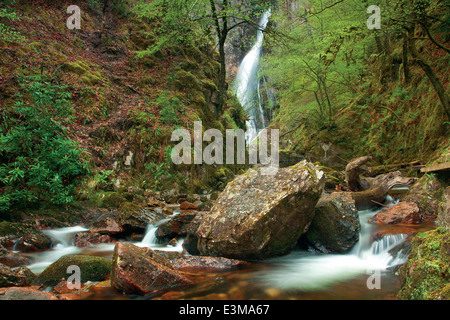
[195,161,325,260]
[115,202,167,233]
[303,192,360,253]
[401,175,444,222]
[32,255,112,288]
[398,228,450,300]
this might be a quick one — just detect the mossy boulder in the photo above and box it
[115,202,166,232]
[32,255,112,288]
[398,228,450,300]
[100,192,127,209]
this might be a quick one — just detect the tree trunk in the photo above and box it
[402,33,411,84]
[407,25,450,118]
[350,171,415,209]
[345,156,372,192]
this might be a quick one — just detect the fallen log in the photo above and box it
[350,171,415,209]
[345,156,372,192]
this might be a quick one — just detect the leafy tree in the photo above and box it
[0,75,89,212]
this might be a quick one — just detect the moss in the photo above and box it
[100,192,127,209]
[0,222,34,237]
[32,255,112,287]
[398,228,450,300]
[173,69,202,92]
[62,61,104,85]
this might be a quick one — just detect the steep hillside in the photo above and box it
[0,0,247,212]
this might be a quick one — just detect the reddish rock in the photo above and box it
[2,287,58,300]
[89,217,124,235]
[147,198,165,208]
[156,211,198,239]
[12,233,52,253]
[111,243,193,296]
[368,202,421,225]
[0,250,30,268]
[180,201,198,211]
[169,256,249,271]
[0,264,35,287]
[74,232,116,248]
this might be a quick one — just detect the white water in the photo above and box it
[25,211,185,274]
[257,201,410,291]
[234,10,271,144]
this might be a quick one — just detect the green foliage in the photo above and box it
[0,6,26,43]
[157,90,186,125]
[0,75,89,212]
[133,0,210,56]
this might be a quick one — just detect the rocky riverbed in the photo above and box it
[0,161,448,300]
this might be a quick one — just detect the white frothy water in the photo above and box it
[26,226,89,274]
[234,10,271,144]
[257,203,409,291]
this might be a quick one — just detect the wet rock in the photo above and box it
[89,216,124,235]
[368,202,421,225]
[32,255,112,288]
[438,187,450,231]
[111,242,193,296]
[304,192,360,253]
[156,211,198,239]
[1,287,58,300]
[147,197,165,208]
[74,232,116,248]
[11,233,52,253]
[0,263,35,287]
[195,161,325,260]
[0,248,31,268]
[116,202,167,232]
[401,175,442,222]
[169,256,249,271]
[180,201,199,210]
[182,212,210,255]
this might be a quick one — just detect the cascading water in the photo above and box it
[256,202,410,291]
[233,10,271,144]
[25,212,185,274]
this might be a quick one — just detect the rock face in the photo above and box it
[194,161,325,260]
[368,202,421,225]
[304,192,360,253]
[111,243,193,296]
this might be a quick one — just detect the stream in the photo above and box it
[17,194,434,300]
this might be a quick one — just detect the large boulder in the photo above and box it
[303,192,360,253]
[195,161,325,260]
[111,243,193,296]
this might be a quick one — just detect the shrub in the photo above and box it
[0,75,89,212]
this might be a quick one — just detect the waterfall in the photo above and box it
[234,10,271,144]
[256,202,410,291]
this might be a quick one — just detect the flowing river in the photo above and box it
[18,195,434,300]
